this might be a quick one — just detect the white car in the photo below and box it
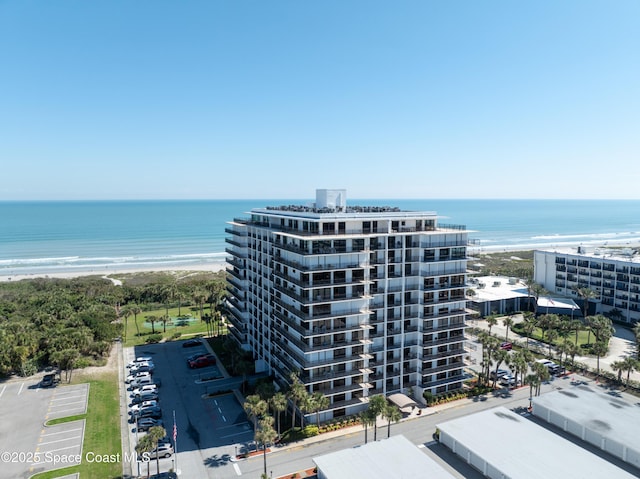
[130,384,158,397]
[129,400,159,414]
[126,371,151,384]
[499,374,520,387]
[130,361,155,373]
[127,356,153,368]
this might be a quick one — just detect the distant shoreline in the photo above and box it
[2,239,638,284]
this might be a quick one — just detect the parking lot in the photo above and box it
[123,338,254,478]
[0,378,88,478]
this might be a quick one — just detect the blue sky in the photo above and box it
[1,1,638,200]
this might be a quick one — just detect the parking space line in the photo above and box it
[42,428,83,437]
[40,436,83,446]
[50,400,87,407]
[51,394,87,402]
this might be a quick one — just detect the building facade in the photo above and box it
[225,190,469,420]
[534,247,640,324]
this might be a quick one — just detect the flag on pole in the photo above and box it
[173,410,177,442]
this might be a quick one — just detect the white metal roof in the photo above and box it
[437,406,638,479]
[533,386,640,452]
[313,434,456,479]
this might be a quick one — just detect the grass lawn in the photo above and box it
[32,372,121,479]
[123,305,227,347]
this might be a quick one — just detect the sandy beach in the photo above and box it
[3,239,638,284]
[0,262,228,283]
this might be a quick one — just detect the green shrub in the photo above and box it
[303,425,319,437]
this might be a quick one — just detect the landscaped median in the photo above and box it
[30,372,122,479]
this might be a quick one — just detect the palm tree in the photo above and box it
[147,425,167,476]
[611,360,625,384]
[521,312,536,350]
[359,409,375,444]
[311,392,329,428]
[524,278,545,315]
[502,315,515,341]
[145,315,158,334]
[368,395,387,441]
[546,330,558,357]
[270,392,287,438]
[592,341,608,377]
[622,356,638,387]
[287,372,308,430]
[244,395,268,432]
[633,322,640,359]
[382,403,402,438]
[589,315,615,344]
[509,350,528,388]
[532,362,550,396]
[491,350,509,388]
[570,319,583,344]
[486,316,498,335]
[575,286,597,320]
[135,434,155,478]
[255,416,278,478]
[131,304,142,336]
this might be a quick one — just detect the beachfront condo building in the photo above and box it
[224,189,469,420]
[534,247,640,324]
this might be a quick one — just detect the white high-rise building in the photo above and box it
[225,190,469,420]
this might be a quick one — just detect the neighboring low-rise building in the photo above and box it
[437,406,638,479]
[313,434,456,479]
[534,247,640,324]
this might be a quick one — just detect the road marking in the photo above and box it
[18,383,25,395]
[40,436,83,446]
[42,428,83,437]
[233,463,242,476]
[51,394,86,401]
[50,400,87,407]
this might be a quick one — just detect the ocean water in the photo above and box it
[1,199,639,277]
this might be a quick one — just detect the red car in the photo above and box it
[188,355,216,369]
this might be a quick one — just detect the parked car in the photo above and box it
[499,341,513,351]
[499,374,520,387]
[41,373,57,388]
[188,355,216,369]
[140,443,174,460]
[125,371,151,384]
[130,393,159,406]
[136,417,163,432]
[127,356,153,368]
[187,352,210,362]
[129,406,162,421]
[129,399,159,412]
[130,361,155,373]
[182,339,201,348]
[489,369,509,381]
[130,384,159,397]
[128,375,155,389]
